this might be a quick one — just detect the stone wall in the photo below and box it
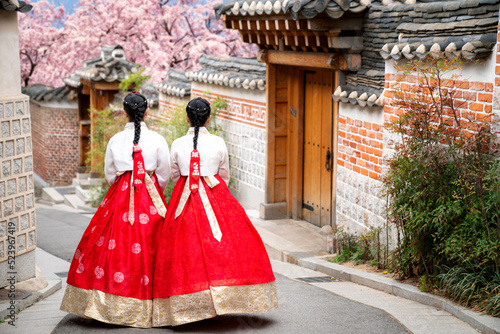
[0,97,36,287]
[336,103,386,233]
[156,85,267,210]
[30,101,79,185]
[0,10,36,288]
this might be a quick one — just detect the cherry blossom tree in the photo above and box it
[18,0,67,86]
[19,0,256,87]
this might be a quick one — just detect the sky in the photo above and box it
[29,0,218,14]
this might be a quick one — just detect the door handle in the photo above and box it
[325,149,333,171]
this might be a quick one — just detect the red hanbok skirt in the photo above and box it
[152,175,278,326]
[60,171,166,328]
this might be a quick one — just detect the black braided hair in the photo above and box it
[123,92,148,151]
[186,97,211,150]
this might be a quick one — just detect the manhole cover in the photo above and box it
[296,276,339,283]
[0,289,32,301]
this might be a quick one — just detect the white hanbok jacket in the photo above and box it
[170,127,230,186]
[104,122,170,190]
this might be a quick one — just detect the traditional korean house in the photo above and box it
[0,0,36,287]
[214,0,500,233]
[23,85,78,185]
[156,55,267,209]
[64,45,139,173]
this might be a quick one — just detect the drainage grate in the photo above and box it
[55,272,69,278]
[296,276,339,283]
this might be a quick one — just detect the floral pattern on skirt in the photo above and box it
[61,171,166,328]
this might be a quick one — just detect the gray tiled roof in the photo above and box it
[351,0,500,105]
[366,0,500,72]
[215,0,372,20]
[64,45,139,88]
[0,0,32,12]
[23,84,77,103]
[155,68,191,97]
[186,54,266,90]
[373,0,500,61]
[333,85,384,107]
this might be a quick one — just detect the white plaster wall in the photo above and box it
[191,82,266,210]
[0,11,22,96]
[386,51,497,83]
[338,103,384,124]
[191,82,266,104]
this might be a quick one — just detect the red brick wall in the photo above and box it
[30,103,79,185]
[338,116,383,180]
[385,74,493,126]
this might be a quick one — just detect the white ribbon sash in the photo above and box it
[117,171,167,226]
[175,175,222,242]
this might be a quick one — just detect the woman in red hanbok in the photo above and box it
[60,92,170,328]
[152,97,278,326]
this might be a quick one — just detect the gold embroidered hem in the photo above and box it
[60,284,152,328]
[152,281,278,327]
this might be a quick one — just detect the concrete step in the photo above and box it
[41,188,65,204]
[76,172,90,180]
[75,185,91,204]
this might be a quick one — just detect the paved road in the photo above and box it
[36,206,93,262]
[52,273,407,334]
[35,204,408,333]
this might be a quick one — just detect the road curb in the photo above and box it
[298,256,500,334]
[261,235,500,334]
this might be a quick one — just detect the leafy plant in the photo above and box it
[383,54,499,315]
[86,107,128,175]
[119,67,151,91]
[331,226,386,267]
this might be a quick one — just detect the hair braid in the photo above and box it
[186,97,211,150]
[123,92,148,154]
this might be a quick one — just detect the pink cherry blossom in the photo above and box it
[19,0,257,87]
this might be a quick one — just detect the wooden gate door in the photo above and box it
[302,70,334,227]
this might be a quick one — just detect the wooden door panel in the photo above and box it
[302,70,334,227]
[320,71,333,227]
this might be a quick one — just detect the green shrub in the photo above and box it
[383,54,500,315]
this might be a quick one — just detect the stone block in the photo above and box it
[16,138,24,154]
[12,119,20,136]
[4,140,13,157]
[26,136,31,152]
[28,175,33,190]
[5,103,13,117]
[22,118,29,134]
[0,250,36,287]
[28,231,35,248]
[26,194,33,209]
[1,121,9,137]
[2,161,11,178]
[25,156,32,172]
[0,104,3,118]
[260,202,287,220]
[7,178,16,196]
[18,176,26,192]
[17,233,26,252]
[0,181,4,197]
[13,158,22,174]
[0,220,5,238]
[0,143,2,158]
[20,214,29,230]
[15,102,24,116]
[30,212,35,227]
[15,196,24,212]
[8,217,18,233]
[0,241,3,259]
